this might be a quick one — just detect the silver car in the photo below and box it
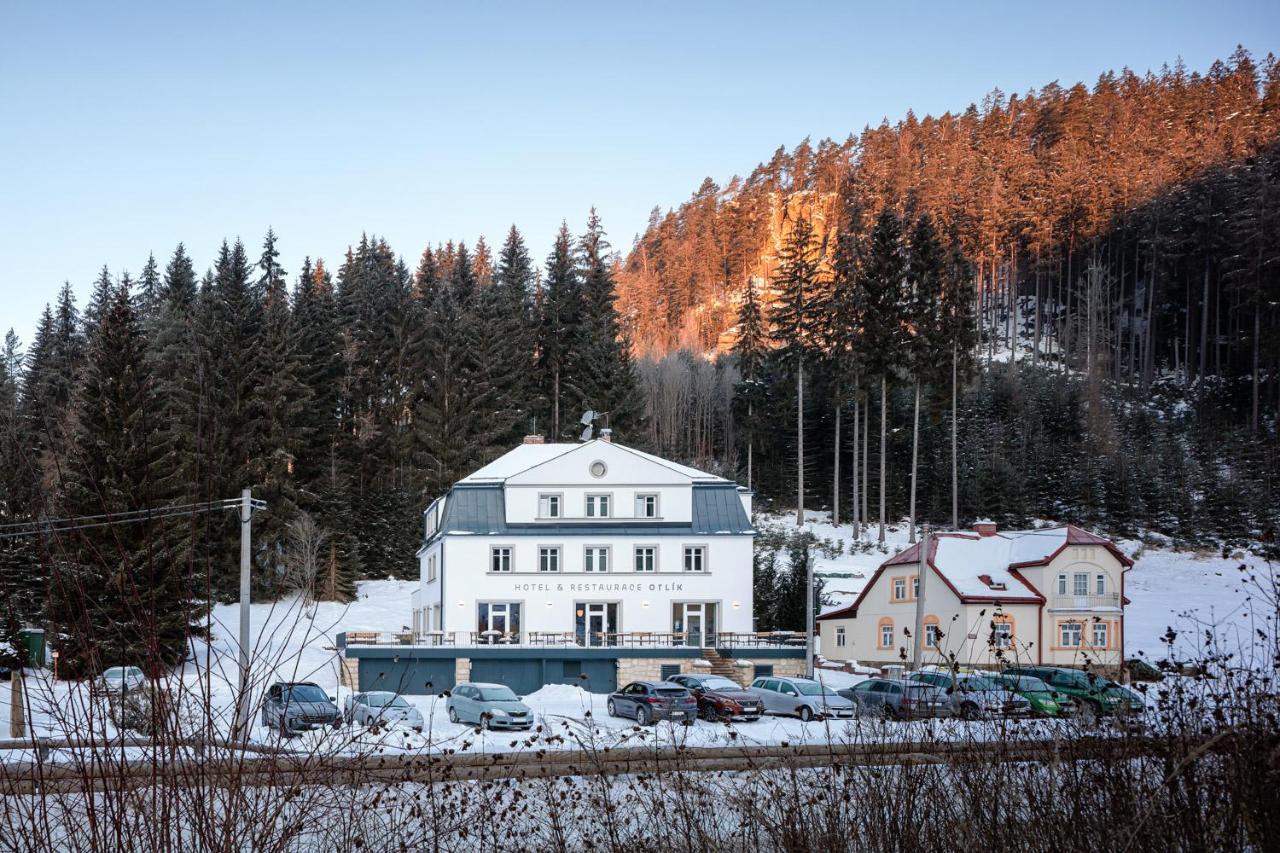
[96,666,146,695]
[748,676,857,722]
[343,691,425,732]
[909,671,1031,719]
[447,682,534,730]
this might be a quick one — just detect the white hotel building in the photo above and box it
[409,435,756,648]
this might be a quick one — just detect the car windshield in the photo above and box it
[960,676,1002,691]
[284,685,328,703]
[366,693,409,708]
[1002,675,1052,693]
[479,686,519,702]
[702,677,739,690]
[796,682,836,697]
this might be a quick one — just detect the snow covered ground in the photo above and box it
[1,512,1273,757]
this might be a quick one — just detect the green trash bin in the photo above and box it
[18,628,45,669]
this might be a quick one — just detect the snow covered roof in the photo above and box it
[459,439,727,484]
[818,524,1130,621]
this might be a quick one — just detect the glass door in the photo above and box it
[673,603,718,647]
[575,602,618,646]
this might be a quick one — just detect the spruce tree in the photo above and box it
[733,274,769,489]
[828,192,869,536]
[537,223,581,439]
[768,215,825,525]
[904,214,945,541]
[51,278,199,675]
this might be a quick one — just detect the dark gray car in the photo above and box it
[840,679,952,719]
[607,681,697,726]
[261,681,342,736]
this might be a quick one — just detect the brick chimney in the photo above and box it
[523,434,545,445]
[974,519,997,537]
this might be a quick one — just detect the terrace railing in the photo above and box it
[341,630,813,649]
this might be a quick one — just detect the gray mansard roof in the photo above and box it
[425,483,753,545]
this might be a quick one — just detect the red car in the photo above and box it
[666,673,764,722]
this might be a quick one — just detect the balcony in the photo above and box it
[1050,591,1121,611]
[340,630,809,649]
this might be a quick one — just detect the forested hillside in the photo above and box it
[0,217,639,671]
[621,48,1280,545]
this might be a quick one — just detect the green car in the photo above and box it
[991,673,1068,717]
[1005,666,1143,719]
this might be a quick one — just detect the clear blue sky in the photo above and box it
[2,1,1277,349]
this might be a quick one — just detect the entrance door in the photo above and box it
[673,603,718,647]
[575,602,619,646]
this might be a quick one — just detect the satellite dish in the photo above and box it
[580,410,596,426]
[580,425,594,442]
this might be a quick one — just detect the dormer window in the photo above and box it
[635,493,659,518]
[538,494,562,518]
[585,494,611,518]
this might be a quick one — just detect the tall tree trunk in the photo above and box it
[861,389,869,533]
[796,360,804,527]
[852,385,861,538]
[1033,253,1041,366]
[1199,260,1209,383]
[832,400,841,527]
[908,379,920,544]
[951,342,959,530]
[1252,298,1261,433]
[878,375,888,544]
[553,369,561,438]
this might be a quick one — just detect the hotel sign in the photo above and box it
[512,581,686,593]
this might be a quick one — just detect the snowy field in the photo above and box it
[1,512,1274,756]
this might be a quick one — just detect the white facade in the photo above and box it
[410,438,755,647]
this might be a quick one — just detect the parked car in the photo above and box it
[665,673,764,722]
[1004,666,1143,719]
[96,666,146,695]
[447,682,534,730]
[989,672,1070,717]
[607,681,697,726]
[908,671,1031,719]
[261,681,342,736]
[1125,658,1164,682]
[749,676,856,722]
[839,678,952,719]
[344,690,425,732]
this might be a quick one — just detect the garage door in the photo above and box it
[468,658,617,695]
[357,657,455,695]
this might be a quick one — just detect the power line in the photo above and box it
[0,497,266,540]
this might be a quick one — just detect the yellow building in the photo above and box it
[818,522,1131,671]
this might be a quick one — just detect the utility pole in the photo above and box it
[232,488,253,742]
[912,524,930,669]
[805,537,815,679]
[9,670,23,738]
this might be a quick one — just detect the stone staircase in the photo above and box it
[703,648,743,683]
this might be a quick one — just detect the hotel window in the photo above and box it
[1073,573,1089,596]
[427,555,437,582]
[1095,574,1106,595]
[490,547,512,573]
[1060,622,1083,647]
[585,494,611,518]
[538,547,560,573]
[1092,622,1108,648]
[835,627,847,648]
[584,546,610,572]
[635,493,659,518]
[634,546,656,573]
[893,578,906,601]
[538,494,562,518]
[879,621,894,648]
[683,546,706,573]
[1057,573,1068,595]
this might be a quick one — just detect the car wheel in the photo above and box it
[882,704,897,720]
[278,715,292,739]
[414,726,423,734]
[798,705,814,723]
[480,716,491,731]
[448,707,459,724]
[1079,701,1102,724]
[635,706,650,726]
[606,698,617,717]
[959,702,980,721]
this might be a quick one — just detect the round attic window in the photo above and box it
[589,460,607,478]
